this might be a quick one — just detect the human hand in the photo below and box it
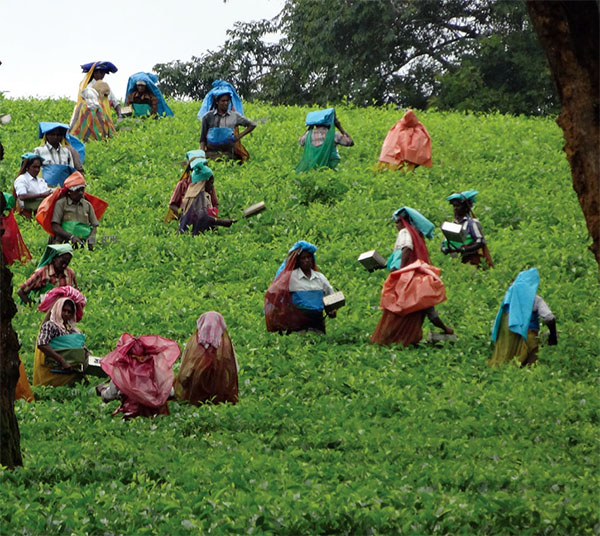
[444,326,454,335]
[88,243,94,251]
[548,334,558,346]
[71,235,84,247]
[327,310,337,319]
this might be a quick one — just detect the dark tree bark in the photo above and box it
[526,0,600,267]
[0,255,23,469]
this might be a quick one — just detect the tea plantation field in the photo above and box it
[1,98,598,535]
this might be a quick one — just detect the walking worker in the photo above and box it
[296,108,354,172]
[489,267,557,367]
[199,80,256,162]
[441,189,493,268]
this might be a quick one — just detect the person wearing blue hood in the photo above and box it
[125,72,173,118]
[199,81,256,162]
[489,268,557,367]
[34,122,84,177]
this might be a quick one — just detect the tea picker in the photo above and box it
[441,190,494,268]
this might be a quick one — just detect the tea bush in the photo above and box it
[0,98,598,535]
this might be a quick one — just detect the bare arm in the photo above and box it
[38,344,72,370]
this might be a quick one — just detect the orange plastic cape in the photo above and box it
[36,189,108,236]
[380,260,446,315]
[378,109,432,169]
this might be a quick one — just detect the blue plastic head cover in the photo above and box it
[446,189,478,205]
[81,61,118,73]
[190,158,213,183]
[21,152,44,162]
[305,108,335,127]
[38,122,69,139]
[125,72,173,117]
[197,80,244,120]
[491,267,540,342]
[393,206,435,239]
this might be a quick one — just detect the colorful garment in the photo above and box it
[296,109,340,172]
[70,63,117,141]
[174,312,239,405]
[19,263,77,301]
[100,333,180,419]
[378,109,432,170]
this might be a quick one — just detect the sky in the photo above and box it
[1,0,285,101]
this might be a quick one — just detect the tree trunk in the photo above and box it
[526,0,600,267]
[0,255,23,469]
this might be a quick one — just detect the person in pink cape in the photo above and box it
[377,109,432,171]
[99,334,180,419]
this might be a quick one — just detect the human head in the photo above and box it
[215,93,231,114]
[61,299,76,324]
[190,158,213,183]
[51,252,73,272]
[450,199,471,220]
[67,186,85,202]
[21,154,43,177]
[92,68,107,81]
[135,80,147,93]
[45,127,66,149]
[295,249,315,273]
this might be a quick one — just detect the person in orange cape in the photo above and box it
[265,241,337,335]
[378,109,432,171]
[174,312,239,405]
[36,172,108,251]
[99,334,180,419]
[371,209,453,346]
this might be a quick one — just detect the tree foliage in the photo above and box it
[154,0,558,114]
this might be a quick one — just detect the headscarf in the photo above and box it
[38,285,86,322]
[197,80,244,119]
[64,171,86,190]
[393,207,435,239]
[190,158,213,183]
[446,189,478,206]
[275,240,317,278]
[196,312,227,349]
[49,297,77,332]
[38,243,73,268]
[81,61,118,73]
[186,149,206,162]
[125,72,174,117]
[20,152,44,163]
[491,268,540,342]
